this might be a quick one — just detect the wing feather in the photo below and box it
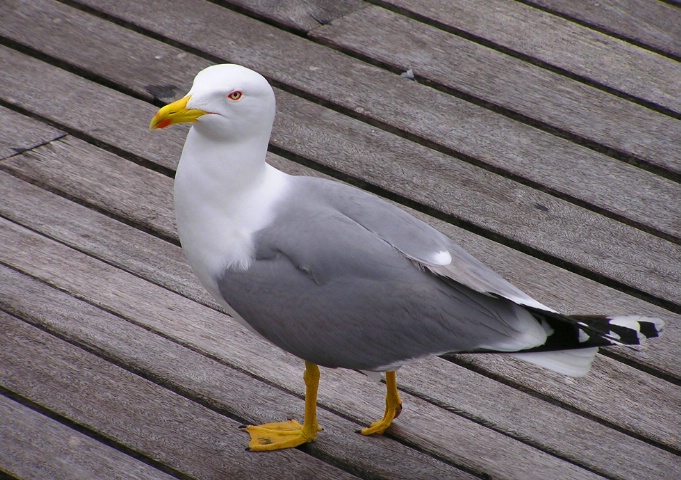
[319,179,555,312]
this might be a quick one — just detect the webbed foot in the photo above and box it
[241,419,321,451]
[242,362,322,451]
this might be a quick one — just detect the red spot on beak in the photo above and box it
[156,118,173,129]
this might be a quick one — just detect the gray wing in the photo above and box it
[320,178,554,312]
[217,177,548,370]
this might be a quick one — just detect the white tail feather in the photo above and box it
[510,347,599,377]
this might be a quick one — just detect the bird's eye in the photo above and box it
[228,91,243,101]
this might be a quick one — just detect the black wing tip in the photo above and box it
[574,315,665,345]
[639,321,662,338]
[524,311,665,352]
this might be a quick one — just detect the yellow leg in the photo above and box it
[241,361,322,451]
[361,371,402,435]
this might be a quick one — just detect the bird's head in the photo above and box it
[149,64,276,141]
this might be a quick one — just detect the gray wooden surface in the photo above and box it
[1,1,679,479]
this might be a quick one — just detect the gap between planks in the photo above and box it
[0,386,188,480]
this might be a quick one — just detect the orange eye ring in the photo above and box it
[228,91,243,101]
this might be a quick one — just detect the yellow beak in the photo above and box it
[149,96,207,130]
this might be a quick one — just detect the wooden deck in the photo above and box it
[1,0,679,478]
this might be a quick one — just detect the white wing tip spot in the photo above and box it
[431,250,452,265]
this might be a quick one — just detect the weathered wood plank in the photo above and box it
[0,136,178,237]
[0,312,359,480]
[310,5,681,166]
[1,146,678,382]
[451,349,681,451]
[525,0,681,58]
[218,0,681,174]
[397,355,681,480]
[0,271,473,480]
[0,105,63,160]
[238,0,681,63]
[221,0,366,32]
[0,190,678,456]
[362,0,681,113]
[0,226,662,479]
[53,0,681,175]
[0,46,186,171]
[0,169,211,305]
[2,66,679,309]
[0,392,176,480]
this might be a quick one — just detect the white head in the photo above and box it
[150,64,276,142]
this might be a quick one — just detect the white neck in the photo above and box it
[180,125,271,193]
[173,124,289,301]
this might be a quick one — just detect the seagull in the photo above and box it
[150,64,664,452]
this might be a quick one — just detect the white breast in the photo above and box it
[174,161,290,304]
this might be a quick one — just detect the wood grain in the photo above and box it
[220,0,366,32]
[397,356,681,480]
[0,391,176,480]
[525,0,681,58]
[365,0,681,112]
[222,0,681,66]
[310,5,681,168]
[0,311,360,480]
[0,270,474,480]
[1,136,178,238]
[2,42,681,312]
[2,0,679,477]
[0,45,188,171]
[1,131,678,377]
[0,105,63,161]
